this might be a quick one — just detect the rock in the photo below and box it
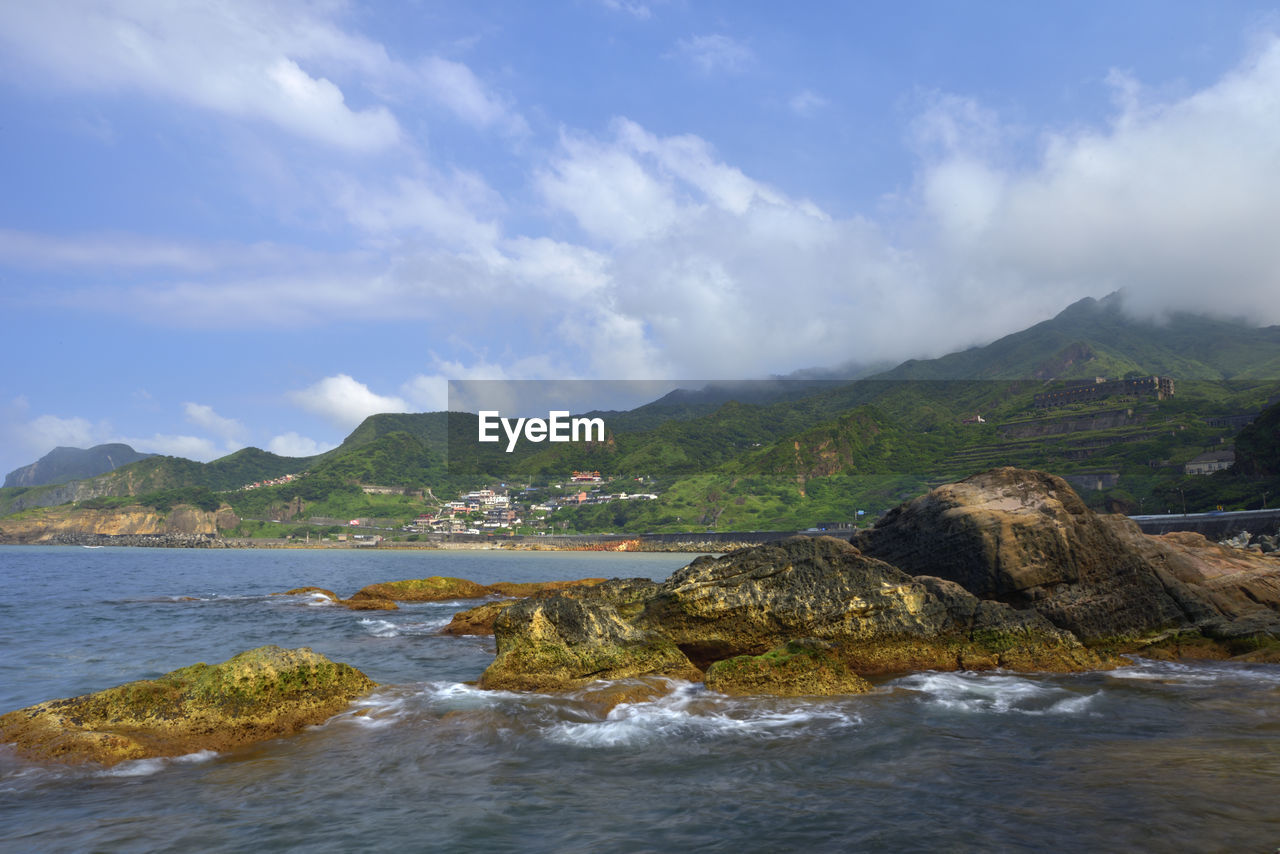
[277,587,398,611]
[705,639,873,697]
[486,578,606,597]
[568,676,677,714]
[348,576,492,602]
[1221,531,1251,550]
[0,646,375,766]
[1118,529,1280,627]
[340,598,399,611]
[854,468,1220,642]
[281,587,339,601]
[481,537,1106,695]
[480,579,701,692]
[442,600,517,635]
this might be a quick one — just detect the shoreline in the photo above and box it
[0,530,816,553]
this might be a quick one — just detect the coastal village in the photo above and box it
[405,471,659,535]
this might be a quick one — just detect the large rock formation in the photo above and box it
[854,467,1280,646]
[481,469,1280,695]
[0,646,375,766]
[481,536,1106,694]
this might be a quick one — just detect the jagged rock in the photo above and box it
[0,646,375,766]
[481,538,1106,694]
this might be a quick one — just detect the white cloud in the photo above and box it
[24,414,99,451]
[287,374,410,430]
[914,37,1280,325]
[598,0,655,19]
[267,432,330,457]
[124,433,221,461]
[183,403,244,442]
[0,1,401,152]
[334,173,502,250]
[420,56,527,136]
[674,34,754,74]
[789,90,828,117]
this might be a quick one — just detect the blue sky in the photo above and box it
[3,1,1280,476]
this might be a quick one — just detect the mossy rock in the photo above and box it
[705,639,873,696]
[480,596,701,692]
[340,598,399,611]
[0,646,376,766]
[348,576,491,602]
[486,578,607,598]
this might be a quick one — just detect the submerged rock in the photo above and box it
[277,587,398,611]
[0,646,375,766]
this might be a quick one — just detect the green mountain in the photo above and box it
[3,443,154,488]
[879,292,1280,381]
[4,293,1279,530]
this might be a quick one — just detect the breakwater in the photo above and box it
[1129,508,1280,539]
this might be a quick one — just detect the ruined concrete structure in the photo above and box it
[1034,376,1174,409]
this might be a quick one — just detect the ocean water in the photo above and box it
[2,546,1279,853]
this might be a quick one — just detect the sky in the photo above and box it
[3,1,1280,476]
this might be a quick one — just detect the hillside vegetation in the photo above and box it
[4,294,1279,533]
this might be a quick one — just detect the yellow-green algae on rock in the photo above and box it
[348,576,492,602]
[0,646,376,766]
[705,639,874,697]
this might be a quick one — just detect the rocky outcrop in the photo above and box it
[481,537,1107,694]
[348,577,493,602]
[482,579,702,692]
[277,587,398,611]
[480,469,1280,695]
[854,467,1280,647]
[0,504,237,544]
[486,579,606,597]
[344,576,606,607]
[0,646,375,766]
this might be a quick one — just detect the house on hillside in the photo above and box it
[1185,448,1235,475]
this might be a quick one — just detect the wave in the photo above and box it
[98,749,220,778]
[356,615,453,638]
[1107,657,1280,687]
[892,671,1100,716]
[544,681,861,748]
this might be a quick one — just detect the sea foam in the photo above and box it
[545,682,860,748]
[895,671,1099,716]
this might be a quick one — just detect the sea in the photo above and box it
[1,545,1279,853]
